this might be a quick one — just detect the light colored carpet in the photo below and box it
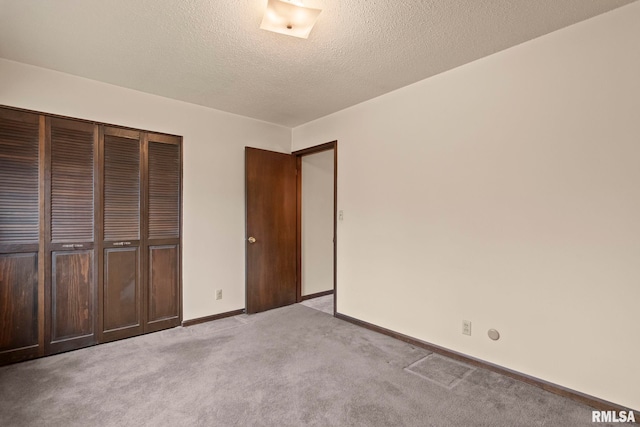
[0,304,605,426]
[299,294,333,315]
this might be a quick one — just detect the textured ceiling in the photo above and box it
[0,0,635,127]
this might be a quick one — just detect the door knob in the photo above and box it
[248,237,256,244]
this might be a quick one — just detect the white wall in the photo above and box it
[0,58,291,322]
[292,2,640,411]
[302,150,334,296]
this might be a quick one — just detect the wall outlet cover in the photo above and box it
[462,320,472,336]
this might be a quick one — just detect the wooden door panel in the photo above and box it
[102,128,143,342]
[145,134,181,332]
[147,245,179,327]
[245,148,297,313]
[0,253,38,353]
[0,108,42,364]
[103,248,140,335]
[50,251,94,346]
[46,118,97,355]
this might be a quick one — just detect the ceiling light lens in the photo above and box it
[260,0,322,39]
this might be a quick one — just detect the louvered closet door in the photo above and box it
[144,133,181,332]
[45,117,98,355]
[101,127,143,342]
[0,108,42,364]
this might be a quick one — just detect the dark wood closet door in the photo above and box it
[45,117,98,355]
[0,108,43,364]
[144,133,181,333]
[1,106,184,366]
[100,127,143,342]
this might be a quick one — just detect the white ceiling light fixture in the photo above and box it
[260,0,322,39]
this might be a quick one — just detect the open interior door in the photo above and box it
[245,147,297,314]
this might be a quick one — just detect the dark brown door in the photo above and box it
[45,117,98,355]
[100,127,143,342]
[0,109,42,364]
[245,147,297,314]
[144,133,181,332]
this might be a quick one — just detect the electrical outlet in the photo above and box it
[462,320,472,336]
[339,210,344,221]
[215,289,222,300]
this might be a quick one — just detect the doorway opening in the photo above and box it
[294,141,337,315]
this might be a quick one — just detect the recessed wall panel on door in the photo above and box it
[103,247,139,335]
[50,250,93,344]
[148,245,179,325]
[0,253,39,362]
[101,128,143,341]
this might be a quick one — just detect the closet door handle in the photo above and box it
[113,241,132,246]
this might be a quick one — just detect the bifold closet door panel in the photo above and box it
[101,128,143,342]
[45,117,98,355]
[0,108,43,364]
[145,134,181,332]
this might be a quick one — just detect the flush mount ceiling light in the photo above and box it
[260,0,322,39]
